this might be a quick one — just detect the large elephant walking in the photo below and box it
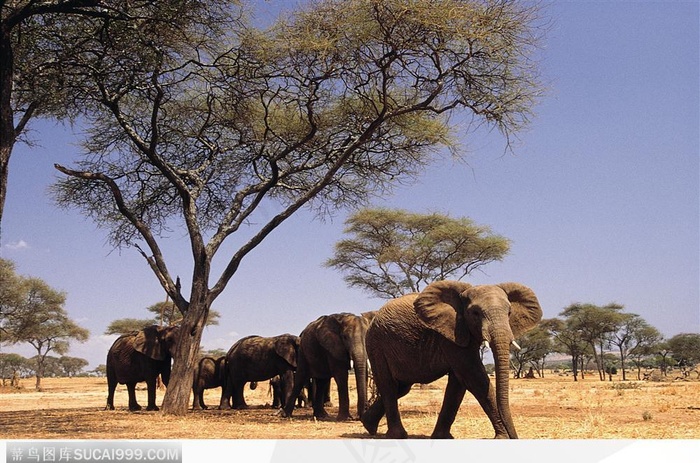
[361,281,542,439]
[219,334,299,410]
[192,356,226,409]
[282,312,371,421]
[106,325,179,411]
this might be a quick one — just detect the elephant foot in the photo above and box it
[385,427,408,439]
[233,404,249,410]
[128,404,142,412]
[105,404,115,411]
[430,430,454,439]
[146,405,159,411]
[335,413,354,421]
[313,410,332,421]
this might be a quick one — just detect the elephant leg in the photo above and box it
[126,383,141,411]
[383,381,412,439]
[431,374,466,439]
[312,377,331,420]
[332,367,352,421]
[199,390,209,410]
[145,377,159,411]
[218,385,232,410]
[106,378,117,410]
[232,381,248,409]
[465,371,508,438]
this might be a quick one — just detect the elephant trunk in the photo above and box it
[350,342,368,418]
[491,328,518,438]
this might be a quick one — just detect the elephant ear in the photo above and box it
[316,314,350,362]
[414,280,473,347]
[275,335,298,368]
[133,325,166,361]
[498,282,543,338]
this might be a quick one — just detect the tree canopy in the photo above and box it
[326,208,510,298]
[104,301,221,335]
[0,258,89,390]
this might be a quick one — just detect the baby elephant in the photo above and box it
[192,356,226,409]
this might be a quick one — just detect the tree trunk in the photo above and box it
[0,28,15,227]
[160,298,209,415]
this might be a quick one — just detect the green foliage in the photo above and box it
[326,208,510,298]
[667,333,700,368]
[104,318,157,336]
[0,258,89,389]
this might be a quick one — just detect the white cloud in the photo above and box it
[5,239,30,250]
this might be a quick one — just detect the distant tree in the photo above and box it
[560,303,625,381]
[200,348,226,359]
[602,353,618,381]
[58,356,89,377]
[655,342,673,376]
[105,302,220,335]
[26,355,63,378]
[52,0,544,414]
[326,208,510,298]
[104,318,156,336]
[542,317,588,382]
[146,301,220,328]
[608,314,661,381]
[0,352,26,386]
[512,324,552,378]
[667,333,700,369]
[1,276,89,390]
[627,324,663,380]
[93,364,107,377]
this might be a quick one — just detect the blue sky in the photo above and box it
[1,1,698,369]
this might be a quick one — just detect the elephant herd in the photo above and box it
[106,280,543,439]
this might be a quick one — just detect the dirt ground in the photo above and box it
[1,372,699,439]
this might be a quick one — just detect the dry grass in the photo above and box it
[1,373,699,439]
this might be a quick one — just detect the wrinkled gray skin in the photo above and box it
[106,325,179,411]
[219,334,299,410]
[282,312,372,421]
[192,356,226,410]
[361,281,542,439]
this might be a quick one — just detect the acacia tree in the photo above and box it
[607,313,657,381]
[627,324,663,380]
[560,303,625,381]
[326,208,510,298]
[0,276,89,389]
[104,301,220,335]
[512,324,552,378]
[541,317,588,381]
[668,333,700,369]
[52,0,544,414]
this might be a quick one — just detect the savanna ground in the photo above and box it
[1,372,699,440]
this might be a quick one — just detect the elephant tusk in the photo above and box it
[511,340,522,351]
[481,340,490,350]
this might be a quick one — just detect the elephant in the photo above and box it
[270,373,308,408]
[361,281,542,439]
[106,325,179,411]
[191,356,226,409]
[219,334,299,410]
[282,312,371,421]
